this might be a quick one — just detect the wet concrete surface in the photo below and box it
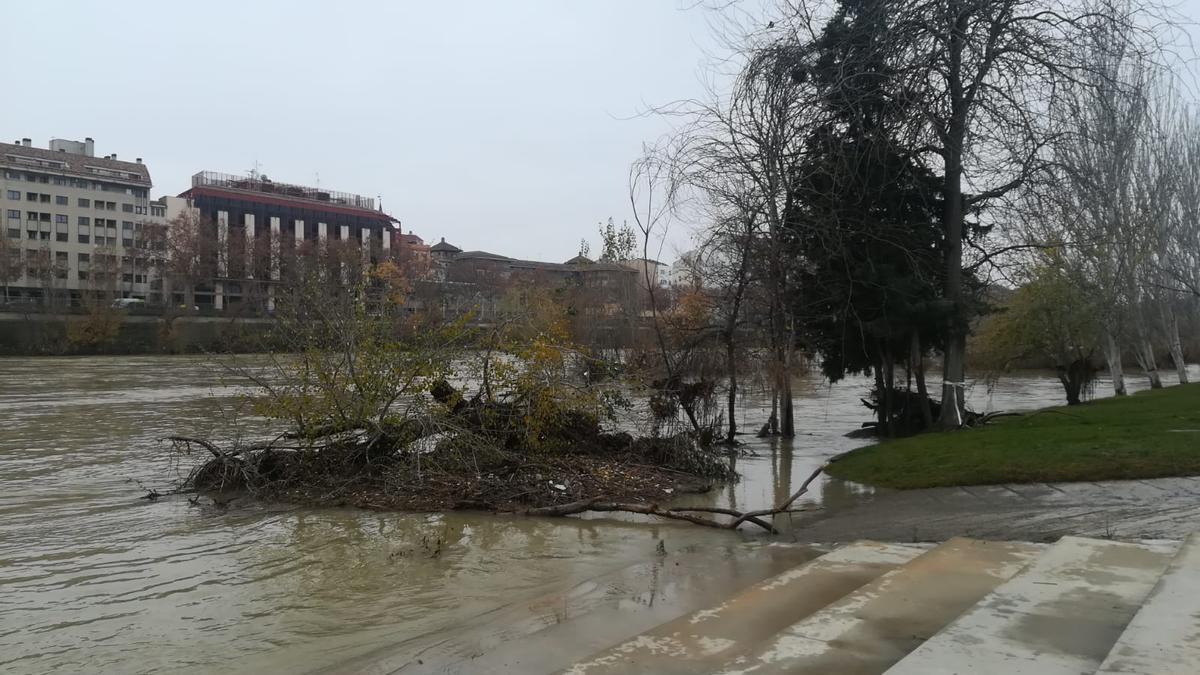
[780,476,1200,543]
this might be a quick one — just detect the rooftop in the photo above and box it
[187,171,387,217]
[0,139,151,186]
[431,238,462,253]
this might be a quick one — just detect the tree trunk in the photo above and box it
[1162,305,1189,384]
[1104,331,1128,396]
[938,32,968,430]
[938,152,967,428]
[873,361,887,433]
[911,331,933,429]
[725,334,737,444]
[766,384,779,436]
[1057,361,1084,405]
[882,343,896,438]
[779,344,795,438]
[1133,338,1162,389]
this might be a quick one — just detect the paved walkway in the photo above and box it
[784,477,1200,543]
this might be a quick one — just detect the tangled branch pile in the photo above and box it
[167,275,791,529]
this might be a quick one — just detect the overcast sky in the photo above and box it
[3,1,727,263]
[6,1,1199,264]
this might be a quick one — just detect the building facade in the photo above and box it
[0,137,174,303]
[177,171,396,310]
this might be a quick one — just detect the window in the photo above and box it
[26,192,37,201]
[5,210,17,219]
[122,273,134,283]
[95,202,104,211]
[39,213,50,222]
[78,216,90,226]
[122,238,133,249]
[78,253,90,264]
[39,194,50,203]
[6,190,18,200]
[106,201,116,211]
[55,214,68,224]
[77,271,89,281]
[55,195,67,206]
[78,198,90,208]
[77,234,90,244]
[135,206,146,215]
[56,232,68,242]
[122,203,133,213]
[39,231,49,240]
[26,211,37,221]
[6,228,18,239]
[121,221,133,230]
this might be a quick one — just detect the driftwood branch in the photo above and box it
[726,463,826,530]
[519,463,829,534]
[165,436,226,459]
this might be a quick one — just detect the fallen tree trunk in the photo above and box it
[519,463,829,534]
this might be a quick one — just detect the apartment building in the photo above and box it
[177,171,396,310]
[0,137,174,304]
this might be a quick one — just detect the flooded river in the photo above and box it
[0,356,1192,673]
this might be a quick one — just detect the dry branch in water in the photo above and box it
[518,463,827,534]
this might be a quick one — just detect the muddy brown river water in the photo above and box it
[0,356,1189,673]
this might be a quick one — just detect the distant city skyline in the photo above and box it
[2,1,734,264]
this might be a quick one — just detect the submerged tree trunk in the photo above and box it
[1133,338,1163,389]
[725,335,738,444]
[873,360,887,434]
[911,331,933,429]
[1056,358,1091,405]
[1162,305,1189,384]
[882,344,896,438]
[1104,331,1128,396]
[779,343,795,438]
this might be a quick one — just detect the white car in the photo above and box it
[111,298,146,309]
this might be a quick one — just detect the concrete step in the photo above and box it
[713,537,1040,674]
[338,541,823,675]
[1096,533,1200,674]
[560,541,927,675]
[885,536,1179,675]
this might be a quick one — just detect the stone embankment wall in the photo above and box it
[0,312,277,355]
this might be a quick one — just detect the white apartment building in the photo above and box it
[0,137,179,304]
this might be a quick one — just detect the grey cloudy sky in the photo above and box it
[3,1,722,263]
[7,1,1198,263]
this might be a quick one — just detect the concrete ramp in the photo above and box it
[371,533,1200,675]
[885,536,1177,674]
[1096,533,1200,674]
[714,538,1039,674]
[561,541,924,675]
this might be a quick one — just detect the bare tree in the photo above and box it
[1041,1,1170,393]
[164,210,217,309]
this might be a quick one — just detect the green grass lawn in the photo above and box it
[825,383,1200,489]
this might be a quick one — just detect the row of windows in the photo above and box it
[8,247,151,267]
[6,209,135,228]
[3,169,147,197]
[2,190,143,214]
[5,226,138,248]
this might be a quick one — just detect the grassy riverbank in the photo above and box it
[826,383,1200,489]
